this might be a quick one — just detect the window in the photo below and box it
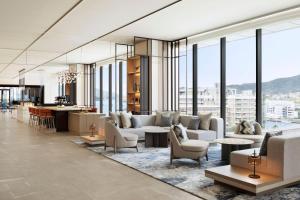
[95,66,100,111]
[262,26,300,131]
[226,33,256,131]
[102,65,109,115]
[197,40,220,117]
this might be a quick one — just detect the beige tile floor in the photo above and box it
[0,113,201,200]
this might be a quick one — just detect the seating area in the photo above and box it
[2,1,300,199]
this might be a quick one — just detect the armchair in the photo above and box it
[170,129,209,166]
[105,122,138,153]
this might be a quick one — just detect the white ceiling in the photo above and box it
[1,0,300,80]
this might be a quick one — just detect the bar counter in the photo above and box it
[33,106,92,132]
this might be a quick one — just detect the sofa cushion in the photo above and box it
[181,140,209,152]
[155,111,169,126]
[120,128,145,139]
[179,115,195,128]
[120,112,132,128]
[235,120,254,135]
[160,115,173,127]
[259,131,282,156]
[171,111,180,125]
[187,117,200,130]
[198,112,212,130]
[226,133,264,143]
[186,129,216,141]
[132,115,155,126]
[131,116,142,128]
[110,112,122,128]
[122,132,138,141]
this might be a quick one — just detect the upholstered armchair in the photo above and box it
[105,121,138,153]
[170,129,209,165]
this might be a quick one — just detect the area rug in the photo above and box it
[73,139,300,200]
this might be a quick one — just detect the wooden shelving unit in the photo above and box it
[127,56,141,113]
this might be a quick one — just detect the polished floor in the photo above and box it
[0,113,200,200]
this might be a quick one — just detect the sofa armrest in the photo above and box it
[210,117,224,139]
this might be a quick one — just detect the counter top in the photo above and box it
[31,106,91,112]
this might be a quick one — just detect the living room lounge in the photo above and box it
[1,1,300,200]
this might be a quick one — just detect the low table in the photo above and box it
[81,135,105,145]
[215,138,254,161]
[205,165,281,195]
[145,129,169,148]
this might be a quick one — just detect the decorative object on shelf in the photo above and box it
[55,96,67,106]
[248,149,261,179]
[89,123,96,137]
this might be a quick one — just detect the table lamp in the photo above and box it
[248,149,261,179]
[89,123,96,137]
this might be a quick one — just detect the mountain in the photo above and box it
[228,74,300,94]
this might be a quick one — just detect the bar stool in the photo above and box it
[45,109,55,129]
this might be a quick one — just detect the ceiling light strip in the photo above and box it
[1,0,84,74]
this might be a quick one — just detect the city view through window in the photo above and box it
[179,26,300,131]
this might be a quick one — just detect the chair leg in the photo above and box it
[113,136,117,154]
[104,142,106,151]
[206,153,208,161]
[170,143,173,165]
[136,145,138,152]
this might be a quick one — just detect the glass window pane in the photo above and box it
[226,34,256,131]
[102,65,109,115]
[262,27,300,131]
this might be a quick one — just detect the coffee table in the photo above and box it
[215,138,254,161]
[145,129,169,148]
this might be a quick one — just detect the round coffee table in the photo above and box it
[215,138,254,161]
[144,128,170,148]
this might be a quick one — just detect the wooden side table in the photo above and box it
[81,135,105,145]
[145,129,169,148]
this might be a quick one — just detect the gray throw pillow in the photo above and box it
[187,117,200,130]
[253,122,262,135]
[198,112,212,130]
[110,112,122,128]
[259,131,282,156]
[160,115,173,127]
[173,124,188,143]
[131,116,142,128]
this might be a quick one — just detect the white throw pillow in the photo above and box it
[120,112,132,128]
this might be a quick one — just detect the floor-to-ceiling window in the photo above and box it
[197,39,220,117]
[102,65,109,115]
[226,32,256,131]
[179,44,188,114]
[95,66,100,110]
[121,61,127,111]
[262,26,300,131]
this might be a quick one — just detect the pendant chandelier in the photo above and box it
[57,70,79,84]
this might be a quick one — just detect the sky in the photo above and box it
[180,26,300,87]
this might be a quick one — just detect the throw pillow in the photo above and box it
[160,115,173,127]
[187,117,200,130]
[171,111,180,125]
[155,111,170,126]
[173,124,188,143]
[198,112,212,130]
[259,131,282,156]
[239,120,253,135]
[110,112,122,128]
[253,122,263,135]
[120,112,132,128]
[131,116,142,128]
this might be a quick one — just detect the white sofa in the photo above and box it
[230,133,300,181]
[226,132,264,148]
[102,114,224,142]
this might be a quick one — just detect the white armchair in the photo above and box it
[105,122,138,153]
[170,129,209,166]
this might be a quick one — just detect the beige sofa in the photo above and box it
[102,114,224,142]
[230,133,300,181]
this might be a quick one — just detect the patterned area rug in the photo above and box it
[73,139,300,200]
